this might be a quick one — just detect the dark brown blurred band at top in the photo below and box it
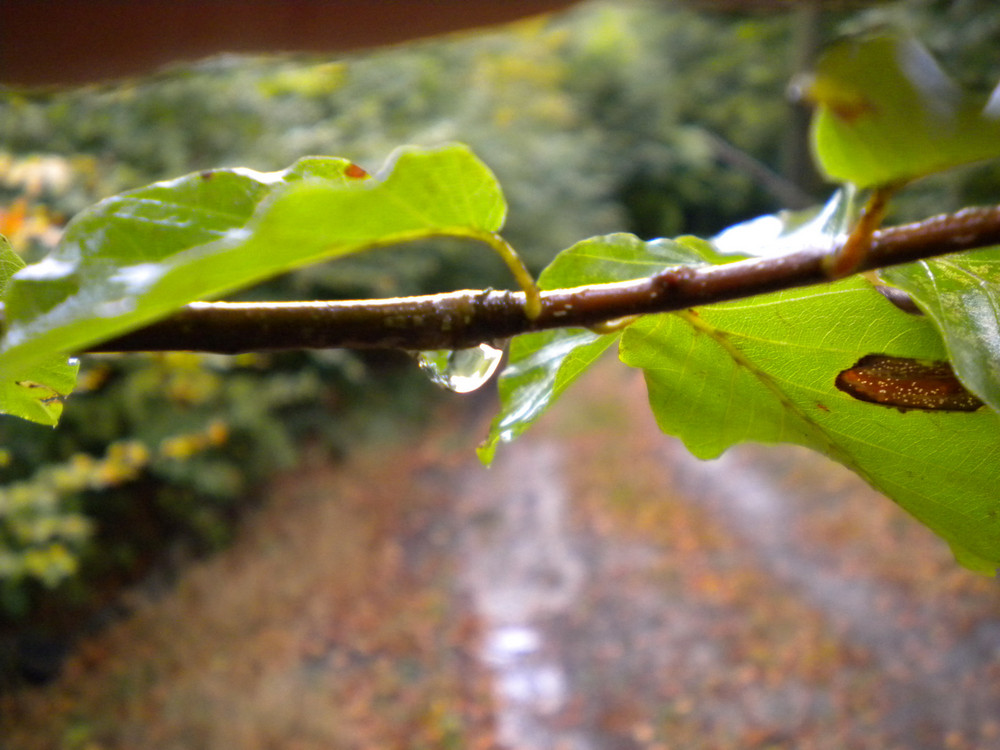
[0,1,579,87]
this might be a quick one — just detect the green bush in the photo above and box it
[2,0,999,629]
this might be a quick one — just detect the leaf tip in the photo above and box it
[948,540,999,576]
[476,437,498,466]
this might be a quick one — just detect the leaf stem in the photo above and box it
[824,182,901,279]
[479,231,542,320]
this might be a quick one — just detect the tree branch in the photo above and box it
[91,205,1000,354]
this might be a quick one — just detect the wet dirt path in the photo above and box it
[461,361,1000,750]
[5,358,1000,749]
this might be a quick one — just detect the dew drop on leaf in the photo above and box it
[417,344,503,393]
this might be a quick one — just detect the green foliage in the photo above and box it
[11,2,769,617]
[0,348,377,617]
[0,236,78,425]
[0,439,144,616]
[882,252,1000,415]
[8,123,1000,573]
[486,30,1000,570]
[4,1,1000,627]
[618,275,1000,573]
[479,233,696,463]
[0,144,506,382]
[485,217,1000,571]
[0,2,803,260]
[800,34,1000,188]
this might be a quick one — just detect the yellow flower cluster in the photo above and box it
[0,418,229,589]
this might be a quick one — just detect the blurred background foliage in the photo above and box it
[1,0,999,674]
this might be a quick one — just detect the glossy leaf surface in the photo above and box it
[881,249,1000,413]
[0,236,78,425]
[619,275,1000,572]
[711,188,857,259]
[801,34,1000,187]
[479,233,703,464]
[0,144,505,380]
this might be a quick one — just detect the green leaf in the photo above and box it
[479,233,704,464]
[0,235,79,426]
[0,358,80,426]
[619,277,1000,572]
[0,236,24,287]
[478,329,616,465]
[881,250,1000,413]
[800,34,1000,187]
[537,233,703,288]
[0,143,505,381]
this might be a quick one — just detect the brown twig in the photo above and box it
[90,204,1000,354]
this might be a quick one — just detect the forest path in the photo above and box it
[5,357,1000,750]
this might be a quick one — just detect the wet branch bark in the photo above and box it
[92,205,1000,354]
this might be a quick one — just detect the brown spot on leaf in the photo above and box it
[828,98,876,124]
[835,354,984,412]
[344,163,368,179]
[15,380,62,405]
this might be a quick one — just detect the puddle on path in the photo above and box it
[458,440,592,749]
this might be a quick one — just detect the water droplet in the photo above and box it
[417,343,503,393]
